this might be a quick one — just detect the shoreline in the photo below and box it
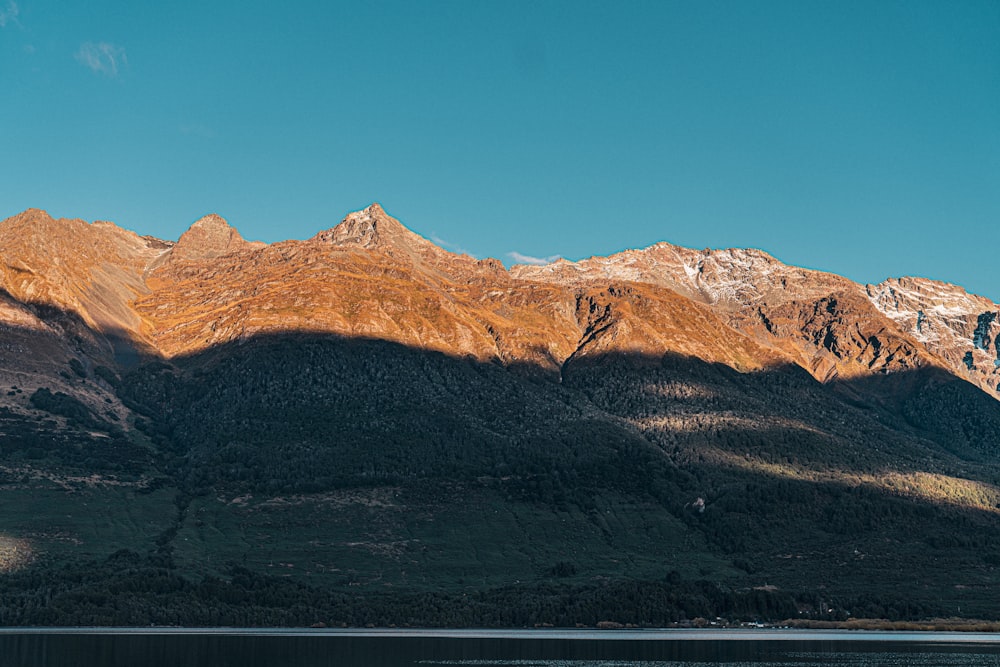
[0,627,998,642]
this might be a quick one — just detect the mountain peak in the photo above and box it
[17,207,53,220]
[189,213,232,231]
[170,213,246,262]
[311,203,430,252]
[2,208,57,232]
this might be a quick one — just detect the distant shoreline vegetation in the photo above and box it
[0,548,992,629]
[2,624,1000,636]
[785,618,1000,633]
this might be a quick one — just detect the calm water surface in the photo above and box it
[2,629,999,667]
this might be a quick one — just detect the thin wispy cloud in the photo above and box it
[431,234,475,257]
[0,1,20,28]
[76,42,127,76]
[508,251,561,266]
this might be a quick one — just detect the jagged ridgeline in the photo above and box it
[0,204,998,626]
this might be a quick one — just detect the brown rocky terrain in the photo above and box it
[0,209,170,424]
[1,203,996,417]
[513,236,995,392]
[868,276,1000,394]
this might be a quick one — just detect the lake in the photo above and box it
[2,628,1000,666]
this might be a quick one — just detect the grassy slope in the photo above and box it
[172,487,733,590]
[0,484,175,563]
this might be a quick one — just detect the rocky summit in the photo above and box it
[0,203,999,627]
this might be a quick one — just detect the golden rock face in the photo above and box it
[1,203,997,404]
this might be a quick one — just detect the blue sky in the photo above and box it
[2,1,998,300]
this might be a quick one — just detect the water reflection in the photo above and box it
[2,634,1000,667]
[420,656,1000,666]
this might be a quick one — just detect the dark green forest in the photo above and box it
[2,334,1000,625]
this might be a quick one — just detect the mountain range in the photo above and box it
[0,203,998,626]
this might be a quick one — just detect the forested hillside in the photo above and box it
[0,205,998,625]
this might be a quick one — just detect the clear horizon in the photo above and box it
[2,1,997,301]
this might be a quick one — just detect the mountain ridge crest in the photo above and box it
[0,204,997,396]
